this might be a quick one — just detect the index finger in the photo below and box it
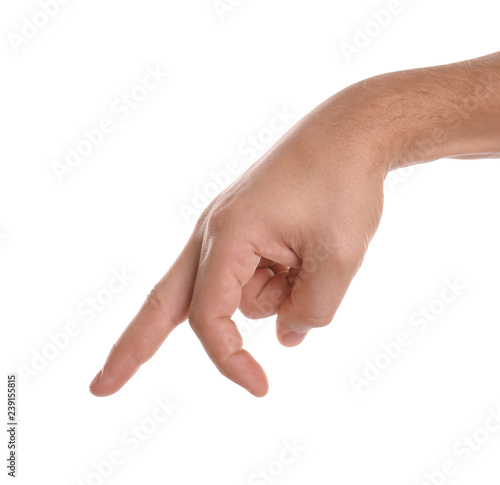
[89,232,201,396]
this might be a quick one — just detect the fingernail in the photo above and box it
[89,369,102,388]
[282,331,308,347]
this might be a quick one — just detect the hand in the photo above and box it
[89,51,500,398]
[88,86,386,397]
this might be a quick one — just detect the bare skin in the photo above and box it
[89,52,500,398]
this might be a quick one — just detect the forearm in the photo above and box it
[315,52,500,175]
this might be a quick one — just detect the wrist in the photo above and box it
[344,53,500,174]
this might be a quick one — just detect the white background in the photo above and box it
[2,1,500,484]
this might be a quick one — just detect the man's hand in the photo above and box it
[89,51,500,398]
[89,89,386,397]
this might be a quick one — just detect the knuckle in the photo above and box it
[331,241,365,275]
[187,306,202,330]
[194,203,214,234]
[302,310,333,328]
[145,285,163,311]
[239,301,269,319]
[204,206,230,236]
[238,300,261,319]
[144,285,175,322]
[283,304,334,329]
[113,340,143,365]
[239,287,286,319]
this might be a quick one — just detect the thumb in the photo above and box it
[276,245,360,347]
